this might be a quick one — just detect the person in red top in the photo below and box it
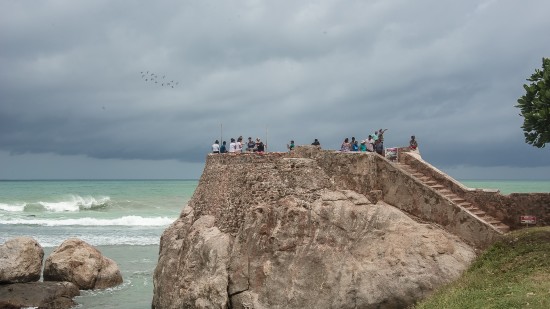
[409,135,418,150]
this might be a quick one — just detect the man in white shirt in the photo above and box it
[366,135,375,152]
[229,138,237,153]
[212,140,220,153]
[236,136,243,153]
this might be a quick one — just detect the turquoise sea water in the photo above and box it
[1,179,549,308]
[0,180,197,308]
[459,180,550,194]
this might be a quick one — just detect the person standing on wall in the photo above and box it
[366,135,374,152]
[409,135,418,152]
[255,138,265,153]
[246,137,256,152]
[287,140,295,152]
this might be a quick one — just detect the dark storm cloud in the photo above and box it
[1,0,550,177]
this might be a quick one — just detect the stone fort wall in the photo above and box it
[189,146,550,247]
[400,151,550,229]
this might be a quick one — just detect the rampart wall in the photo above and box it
[190,146,549,247]
[400,151,550,229]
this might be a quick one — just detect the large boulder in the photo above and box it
[152,153,483,308]
[153,207,233,309]
[0,281,79,309]
[43,238,123,290]
[0,236,44,283]
[153,190,477,308]
[228,190,477,308]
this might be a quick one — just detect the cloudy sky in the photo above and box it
[1,0,549,180]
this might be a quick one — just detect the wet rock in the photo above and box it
[152,208,232,309]
[43,238,123,290]
[0,281,79,309]
[0,236,44,283]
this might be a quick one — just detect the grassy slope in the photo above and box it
[415,227,550,309]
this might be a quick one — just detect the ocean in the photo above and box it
[1,179,549,308]
[0,180,197,308]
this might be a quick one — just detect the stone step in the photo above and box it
[486,218,501,225]
[496,224,510,233]
[472,210,486,217]
[396,160,511,235]
[450,197,466,203]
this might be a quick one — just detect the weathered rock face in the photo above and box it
[153,153,478,308]
[0,236,44,283]
[0,281,80,309]
[153,207,233,309]
[228,190,476,308]
[43,238,123,290]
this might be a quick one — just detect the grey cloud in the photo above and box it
[1,0,550,178]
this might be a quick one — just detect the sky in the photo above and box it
[1,0,549,180]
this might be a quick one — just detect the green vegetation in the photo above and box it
[516,58,550,148]
[415,227,550,309]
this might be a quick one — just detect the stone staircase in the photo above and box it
[396,163,510,234]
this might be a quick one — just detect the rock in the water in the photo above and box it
[43,238,123,290]
[153,207,233,309]
[0,281,80,309]
[0,236,44,283]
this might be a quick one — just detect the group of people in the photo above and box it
[212,136,265,154]
[287,138,320,151]
[211,132,418,155]
[340,129,387,154]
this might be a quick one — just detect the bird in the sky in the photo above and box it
[141,71,179,89]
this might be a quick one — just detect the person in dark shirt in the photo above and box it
[246,137,256,152]
[311,139,320,146]
[255,138,265,153]
[220,141,227,153]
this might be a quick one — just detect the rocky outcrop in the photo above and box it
[43,238,123,290]
[153,208,233,308]
[153,153,479,308]
[0,281,79,309]
[0,236,44,283]
[227,190,476,308]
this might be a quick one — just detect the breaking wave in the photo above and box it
[38,195,111,212]
[0,203,26,212]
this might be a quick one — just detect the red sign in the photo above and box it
[520,216,537,224]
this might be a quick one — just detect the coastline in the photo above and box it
[2,179,549,307]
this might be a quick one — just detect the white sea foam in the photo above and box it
[0,202,26,212]
[0,215,175,227]
[36,235,162,247]
[39,195,110,212]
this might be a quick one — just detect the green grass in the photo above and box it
[415,227,550,309]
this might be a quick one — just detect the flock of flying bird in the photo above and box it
[140,71,180,88]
